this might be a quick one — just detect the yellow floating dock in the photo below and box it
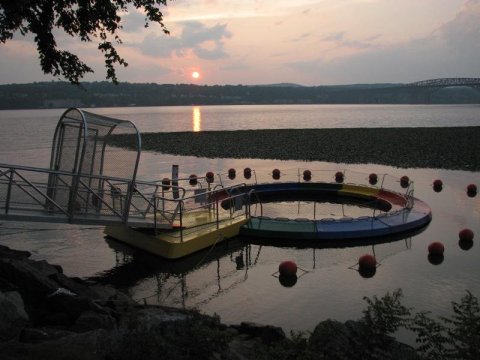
[104,212,249,259]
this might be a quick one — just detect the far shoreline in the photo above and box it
[110,127,480,172]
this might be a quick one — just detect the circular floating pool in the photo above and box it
[223,182,432,240]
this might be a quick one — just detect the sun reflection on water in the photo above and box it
[192,106,201,132]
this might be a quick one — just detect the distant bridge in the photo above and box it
[406,78,480,88]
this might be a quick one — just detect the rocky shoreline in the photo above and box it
[0,244,421,359]
[110,127,480,171]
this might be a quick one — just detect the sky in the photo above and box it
[0,0,479,85]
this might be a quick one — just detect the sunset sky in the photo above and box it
[0,0,479,85]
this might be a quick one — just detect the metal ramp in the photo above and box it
[0,108,252,235]
[0,108,169,228]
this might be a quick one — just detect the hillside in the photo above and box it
[1,81,479,110]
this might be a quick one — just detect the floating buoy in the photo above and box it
[279,260,297,277]
[400,176,410,188]
[358,254,376,269]
[206,171,214,183]
[189,174,198,186]
[358,254,377,278]
[368,173,378,185]
[467,184,477,197]
[244,167,252,179]
[433,179,443,192]
[228,168,236,180]
[272,168,281,180]
[428,241,445,256]
[467,184,477,192]
[335,171,344,183]
[303,169,312,181]
[161,177,171,191]
[459,228,474,242]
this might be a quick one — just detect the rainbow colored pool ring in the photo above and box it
[234,182,432,240]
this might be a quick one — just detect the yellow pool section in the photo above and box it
[104,211,249,259]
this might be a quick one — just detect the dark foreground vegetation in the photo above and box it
[1,244,479,359]
[111,127,480,171]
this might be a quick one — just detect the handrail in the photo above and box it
[0,167,70,216]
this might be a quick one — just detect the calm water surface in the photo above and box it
[0,105,479,338]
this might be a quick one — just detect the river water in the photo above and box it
[0,104,479,336]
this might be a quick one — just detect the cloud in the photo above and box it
[285,0,480,84]
[435,0,480,54]
[121,9,149,33]
[139,21,232,59]
[290,32,313,43]
[321,31,375,49]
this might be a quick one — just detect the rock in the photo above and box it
[73,311,116,332]
[0,290,30,341]
[0,245,31,259]
[19,327,75,343]
[308,319,351,358]
[44,293,105,325]
[121,306,191,331]
[308,319,421,360]
[0,329,111,360]
[226,337,259,360]
[0,256,60,297]
[231,321,286,343]
[48,273,105,300]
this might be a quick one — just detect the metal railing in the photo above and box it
[0,163,415,232]
[0,163,254,233]
[215,167,415,222]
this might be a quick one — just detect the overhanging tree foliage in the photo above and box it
[0,0,170,84]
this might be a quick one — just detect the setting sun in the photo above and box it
[192,71,200,79]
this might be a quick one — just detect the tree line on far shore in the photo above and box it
[1,81,480,110]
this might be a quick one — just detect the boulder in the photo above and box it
[73,310,116,332]
[0,290,30,341]
[0,329,111,360]
[19,327,75,344]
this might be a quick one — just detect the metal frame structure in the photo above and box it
[0,109,252,237]
[46,108,142,222]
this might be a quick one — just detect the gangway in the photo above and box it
[0,109,252,252]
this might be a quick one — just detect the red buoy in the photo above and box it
[303,169,312,181]
[467,184,477,192]
[228,168,236,180]
[400,176,410,188]
[335,171,344,183]
[206,171,215,183]
[358,254,376,269]
[369,173,378,185]
[428,242,445,256]
[433,179,443,193]
[161,177,171,191]
[244,167,252,179]
[279,260,297,277]
[272,168,281,180]
[459,228,474,242]
[189,174,198,186]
